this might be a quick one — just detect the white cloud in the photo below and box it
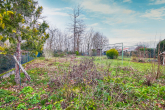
[81,1,135,15]
[149,0,165,5]
[40,7,71,31]
[64,7,73,10]
[117,20,122,24]
[89,23,99,27]
[123,0,132,3]
[123,9,135,14]
[103,13,138,25]
[43,7,68,16]
[79,14,88,20]
[141,7,165,20]
[108,29,163,47]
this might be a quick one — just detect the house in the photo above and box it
[117,48,129,52]
[117,48,131,56]
[159,52,165,65]
[97,49,102,56]
[87,49,103,56]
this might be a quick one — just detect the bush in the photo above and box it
[131,56,137,62]
[75,51,79,56]
[68,51,74,54]
[54,52,65,57]
[59,53,65,57]
[156,39,165,54]
[106,49,119,59]
[49,57,103,88]
[138,58,145,63]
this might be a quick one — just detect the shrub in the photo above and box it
[68,51,75,54]
[59,53,65,57]
[156,39,165,54]
[138,58,145,63]
[49,58,103,88]
[106,49,119,59]
[54,53,59,57]
[54,52,65,57]
[75,51,79,56]
[131,56,137,62]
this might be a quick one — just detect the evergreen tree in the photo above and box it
[156,39,165,54]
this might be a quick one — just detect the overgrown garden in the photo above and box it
[0,55,165,109]
[0,0,165,110]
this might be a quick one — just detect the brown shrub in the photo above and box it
[49,57,103,88]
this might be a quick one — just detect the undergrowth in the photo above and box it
[0,56,164,109]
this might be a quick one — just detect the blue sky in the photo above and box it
[38,0,165,48]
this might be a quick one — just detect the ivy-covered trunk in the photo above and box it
[15,38,21,84]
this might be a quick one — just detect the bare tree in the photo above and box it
[76,21,86,52]
[85,28,94,55]
[92,32,108,50]
[57,30,63,51]
[136,42,149,49]
[68,4,85,52]
[47,27,57,50]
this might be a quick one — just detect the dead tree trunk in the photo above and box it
[13,55,31,82]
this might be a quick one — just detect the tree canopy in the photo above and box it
[0,0,49,84]
[0,0,49,56]
[156,39,165,54]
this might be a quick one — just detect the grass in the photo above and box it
[0,56,164,109]
[92,55,163,72]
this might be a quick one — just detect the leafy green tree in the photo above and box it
[0,0,49,84]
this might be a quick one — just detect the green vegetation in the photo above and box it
[75,51,79,55]
[156,39,165,53]
[106,48,119,59]
[0,56,164,109]
[0,0,49,85]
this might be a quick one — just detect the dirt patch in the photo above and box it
[25,60,47,70]
[48,63,54,66]
[24,57,83,73]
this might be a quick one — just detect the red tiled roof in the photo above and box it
[118,48,129,51]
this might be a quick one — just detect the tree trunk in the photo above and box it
[13,55,31,81]
[15,40,21,84]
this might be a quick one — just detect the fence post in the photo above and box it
[122,43,124,65]
[88,44,89,56]
[67,48,68,55]
[144,45,145,58]
[19,53,21,86]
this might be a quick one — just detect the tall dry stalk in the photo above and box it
[156,42,161,79]
[43,49,54,60]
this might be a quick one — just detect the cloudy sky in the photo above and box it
[38,0,165,48]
